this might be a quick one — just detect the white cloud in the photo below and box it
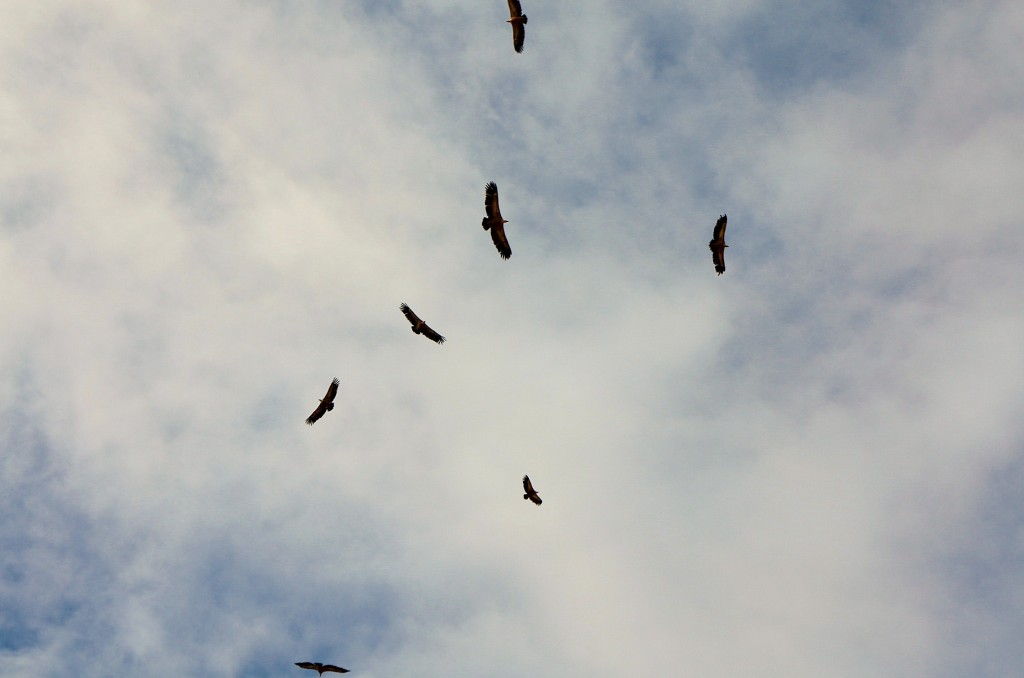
[2,1,1023,676]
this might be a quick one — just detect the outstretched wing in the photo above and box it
[713,214,727,240]
[490,222,512,260]
[711,245,725,275]
[320,666,350,674]
[508,0,524,19]
[419,321,446,344]
[323,378,340,405]
[400,303,421,328]
[295,663,317,671]
[512,22,526,53]
[484,182,502,221]
[485,182,505,222]
[305,401,327,425]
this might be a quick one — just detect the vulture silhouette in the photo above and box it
[482,182,512,260]
[305,378,339,425]
[523,475,542,505]
[400,303,446,344]
[709,214,728,275]
[505,0,528,53]
[295,662,349,675]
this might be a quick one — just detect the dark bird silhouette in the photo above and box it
[482,182,512,260]
[305,378,340,425]
[295,662,349,675]
[709,214,728,275]
[523,475,542,505]
[505,0,528,53]
[400,303,446,344]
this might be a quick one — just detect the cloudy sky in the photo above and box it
[2,1,1024,676]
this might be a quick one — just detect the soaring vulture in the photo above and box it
[505,0,528,53]
[295,662,350,675]
[503,0,528,53]
[400,303,446,344]
[522,475,542,505]
[305,378,340,425]
[709,214,728,275]
[482,182,511,260]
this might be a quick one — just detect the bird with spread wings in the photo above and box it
[709,214,728,275]
[523,475,542,505]
[482,182,512,260]
[505,0,528,53]
[295,662,349,675]
[400,303,446,344]
[305,378,339,425]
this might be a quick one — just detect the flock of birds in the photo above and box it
[293,1,729,673]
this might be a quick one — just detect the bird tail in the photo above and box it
[522,15,528,24]
[482,217,490,230]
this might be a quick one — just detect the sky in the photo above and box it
[2,1,1024,676]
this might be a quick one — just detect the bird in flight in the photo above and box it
[709,214,728,275]
[295,662,350,675]
[400,303,446,344]
[522,475,542,505]
[482,182,512,260]
[505,0,528,53]
[305,378,340,425]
